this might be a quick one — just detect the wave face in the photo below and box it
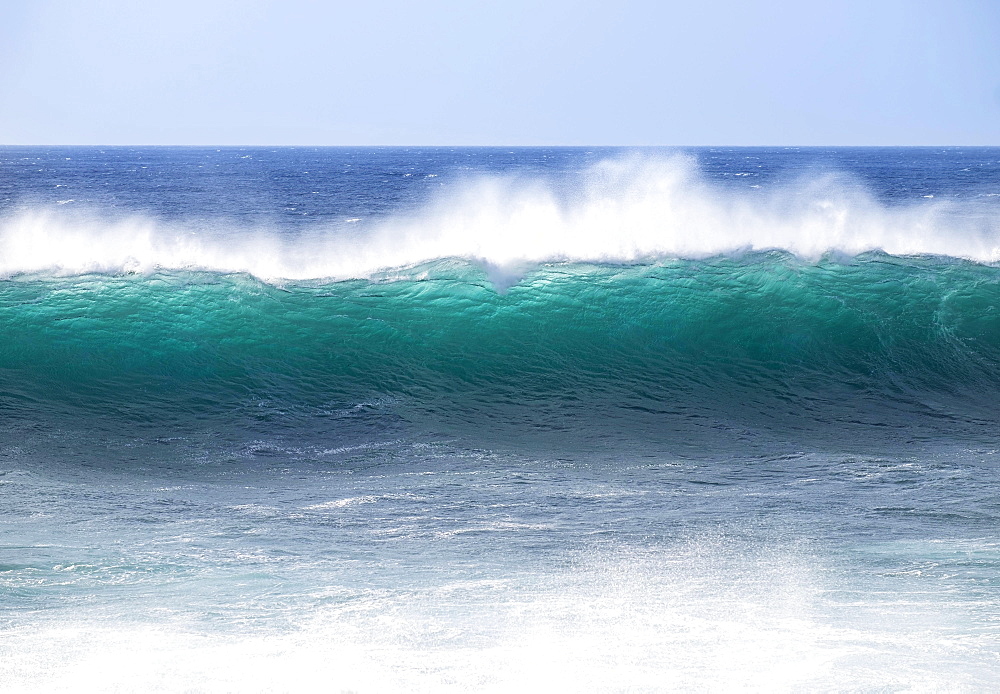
[3,254,999,450]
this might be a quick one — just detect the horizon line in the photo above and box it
[2,143,1000,149]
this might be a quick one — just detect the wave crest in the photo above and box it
[2,154,998,280]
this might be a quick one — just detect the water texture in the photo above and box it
[1,147,999,691]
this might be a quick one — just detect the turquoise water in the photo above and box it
[3,255,1000,448]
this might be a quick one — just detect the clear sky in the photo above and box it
[1,0,998,145]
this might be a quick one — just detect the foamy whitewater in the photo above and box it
[1,146,999,691]
[2,152,1000,281]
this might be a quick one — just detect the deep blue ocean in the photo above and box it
[2,146,1000,691]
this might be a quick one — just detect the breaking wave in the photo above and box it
[1,154,999,281]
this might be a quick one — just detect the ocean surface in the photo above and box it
[1,146,1000,691]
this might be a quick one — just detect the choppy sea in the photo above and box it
[2,146,1000,691]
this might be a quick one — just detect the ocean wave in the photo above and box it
[2,256,999,447]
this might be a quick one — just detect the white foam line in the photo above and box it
[1,154,998,282]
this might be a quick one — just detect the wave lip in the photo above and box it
[2,155,999,281]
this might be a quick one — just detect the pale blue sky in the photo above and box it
[1,0,998,145]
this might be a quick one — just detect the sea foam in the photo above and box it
[1,154,998,281]
[2,540,991,692]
